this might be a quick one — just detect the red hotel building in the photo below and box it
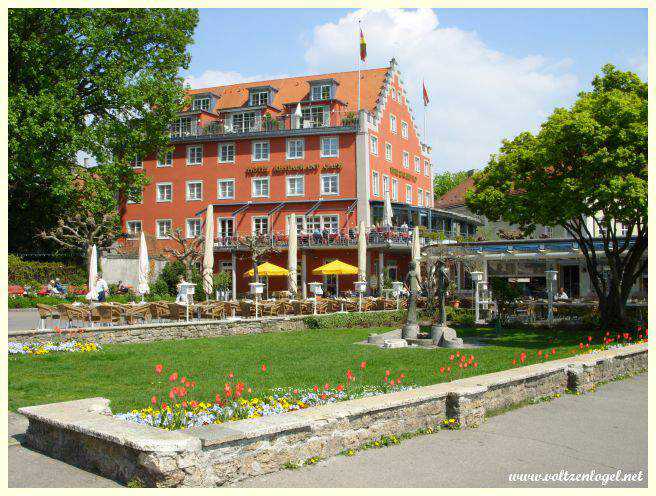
[121,58,480,297]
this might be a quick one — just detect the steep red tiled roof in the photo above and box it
[436,176,476,208]
[186,67,390,113]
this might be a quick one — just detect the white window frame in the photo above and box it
[372,171,380,196]
[385,142,392,162]
[414,155,421,173]
[252,216,269,235]
[125,220,142,238]
[370,135,379,155]
[286,138,305,160]
[311,84,331,101]
[425,191,431,208]
[156,182,173,203]
[403,151,410,169]
[132,156,143,169]
[192,97,211,111]
[252,140,270,162]
[252,176,270,198]
[217,179,235,200]
[186,145,203,166]
[382,175,390,195]
[250,91,269,106]
[320,173,339,196]
[217,217,234,238]
[321,214,339,233]
[401,121,408,139]
[186,218,202,239]
[390,114,397,134]
[286,175,305,197]
[218,143,235,164]
[405,184,412,204]
[320,136,339,158]
[156,219,172,239]
[424,159,430,176]
[391,179,399,201]
[186,180,203,201]
[157,151,173,168]
[418,188,424,207]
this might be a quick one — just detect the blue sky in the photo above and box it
[181,8,647,171]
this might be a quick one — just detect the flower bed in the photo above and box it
[8,340,101,355]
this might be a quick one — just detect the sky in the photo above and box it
[180,8,647,173]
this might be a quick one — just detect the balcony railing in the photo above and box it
[212,227,462,250]
[170,110,358,139]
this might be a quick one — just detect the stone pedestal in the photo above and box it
[401,322,420,340]
[430,324,463,348]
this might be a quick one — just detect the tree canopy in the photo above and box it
[466,64,647,327]
[9,8,199,253]
[432,170,472,199]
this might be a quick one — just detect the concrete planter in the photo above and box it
[18,343,647,487]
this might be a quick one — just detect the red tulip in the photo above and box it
[180,376,187,384]
[337,384,344,391]
[587,336,592,342]
[385,369,390,376]
[464,363,469,368]
[324,383,330,390]
[512,359,517,365]
[228,372,234,379]
[449,354,454,361]
[161,402,167,410]
[190,401,197,408]
[538,350,543,357]
[460,355,466,362]
[552,348,556,354]
[447,367,451,372]
[321,394,327,400]
[293,389,299,395]
[168,390,176,400]
[400,373,405,379]
[456,352,460,357]
[384,376,388,382]
[469,355,474,361]
[473,362,478,368]
[261,364,267,372]
[182,401,187,408]
[185,381,191,388]
[390,379,395,386]
[155,364,163,374]
[215,394,222,403]
[439,367,445,373]
[151,396,157,404]
[360,361,367,369]
[169,372,178,382]
[313,385,319,392]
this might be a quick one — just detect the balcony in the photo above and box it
[170,110,359,142]
[212,227,461,251]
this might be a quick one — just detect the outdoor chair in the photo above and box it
[314,299,328,314]
[57,304,90,328]
[200,303,226,320]
[95,304,122,326]
[223,301,239,317]
[276,299,293,315]
[239,300,256,318]
[125,304,152,325]
[167,303,188,320]
[323,298,341,313]
[36,303,60,330]
[149,302,171,322]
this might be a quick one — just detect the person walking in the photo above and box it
[95,273,109,302]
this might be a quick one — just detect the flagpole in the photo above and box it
[423,80,428,143]
[357,20,361,112]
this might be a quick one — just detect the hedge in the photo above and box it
[8,255,86,287]
[303,310,406,329]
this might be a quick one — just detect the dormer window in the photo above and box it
[250,91,269,106]
[311,84,331,101]
[192,97,211,111]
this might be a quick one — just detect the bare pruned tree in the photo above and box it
[163,228,204,278]
[235,234,281,282]
[39,210,121,261]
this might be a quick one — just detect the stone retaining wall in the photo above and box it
[9,316,308,346]
[18,343,647,487]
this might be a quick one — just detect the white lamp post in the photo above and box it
[470,271,484,324]
[308,282,323,315]
[545,269,558,323]
[249,282,264,318]
[391,281,405,310]
[179,282,196,322]
[354,280,367,312]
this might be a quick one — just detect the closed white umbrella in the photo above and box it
[357,220,367,282]
[293,103,303,129]
[87,245,98,301]
[383,189,394,228]
[137,231,150,299]
[203,205,215,300]
[411,226,422,283]
[287,213,298,296]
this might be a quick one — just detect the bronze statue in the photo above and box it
[437,263,450,326]
[402,260,420,339]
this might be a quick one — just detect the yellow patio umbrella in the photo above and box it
[243,262,289,278]
[312,260,358,297]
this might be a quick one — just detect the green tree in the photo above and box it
[9,8,199,253]
[433,170,471,199]
[466,65,647,328]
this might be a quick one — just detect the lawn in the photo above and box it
[8,325,600,413]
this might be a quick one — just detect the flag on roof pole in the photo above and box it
[359,27,367,62]
[422,80,430,106]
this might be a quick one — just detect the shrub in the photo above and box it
[8,254,86,286]
[154,261,186,295]
[303,309,405,329]
[7,294,86,309]
[446,307,475,326]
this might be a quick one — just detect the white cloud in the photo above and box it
[628,54,647,80]
[304,8,579,172]
[184,70,291,89]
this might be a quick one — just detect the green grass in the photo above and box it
[8,325,598,412]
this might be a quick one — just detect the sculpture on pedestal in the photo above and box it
[401,261,420,339]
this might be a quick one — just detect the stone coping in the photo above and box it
[17,342,648,487]
[8,314,305,338]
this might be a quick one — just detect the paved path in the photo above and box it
[7,309,40,333]
[236,373,648,488]
[8,374,647,488]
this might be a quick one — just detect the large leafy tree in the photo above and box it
[9,8,199,253]
[466,65,647,328]
[433,170,471,199]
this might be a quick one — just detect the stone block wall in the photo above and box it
[18,343,648,487]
